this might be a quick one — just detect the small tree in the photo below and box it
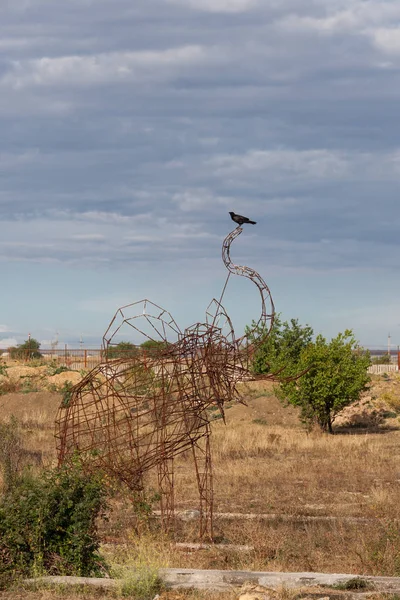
[140,340,169,355]
[277,329,371,433]
[9,338,42,360]
[372,353,392,365]
[246,315,313,375]
[106,341,137,359]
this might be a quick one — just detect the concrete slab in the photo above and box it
[26,569,400,593]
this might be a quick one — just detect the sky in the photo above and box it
[1,0,400,350]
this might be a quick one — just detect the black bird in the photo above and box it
[229,211,257,226]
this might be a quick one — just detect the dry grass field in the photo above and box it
[2,362,400,593]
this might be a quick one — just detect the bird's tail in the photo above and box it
[248,220,256,225]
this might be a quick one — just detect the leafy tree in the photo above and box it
[106,341,137,359]
[246,314,313,375]
[372,353,392,365]
[277,329,371,433]
[140,340,169,354]
[106,340,169,360]
[9,338,42,360]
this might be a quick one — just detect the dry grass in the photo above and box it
[1,372,400,579]
[0,587,240,600]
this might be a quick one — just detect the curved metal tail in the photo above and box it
[222,226,275,347]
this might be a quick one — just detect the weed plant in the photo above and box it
[0,378,21,395]
[108,532,169,600]
[0,363,8,377]
[47,363,72,377]
[60,381,75,407]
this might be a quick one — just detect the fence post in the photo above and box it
[84,349,87,369]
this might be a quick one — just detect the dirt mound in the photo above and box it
[335,395,388,428]
[6,365,47,380]
[230,381,300,427]
[47,372,83,387]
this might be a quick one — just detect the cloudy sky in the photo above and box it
[1,0,400,350]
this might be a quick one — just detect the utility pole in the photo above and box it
[51,332,59,357]
[388,332,391,360]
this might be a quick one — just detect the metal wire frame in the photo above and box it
[55,225,276,540]
[222,225,275,344]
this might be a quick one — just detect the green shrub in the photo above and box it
[0,459,109,579]
[60,380,75,407]
[47,364,71,376]
[21,377,39,394]
[333,577,373,591]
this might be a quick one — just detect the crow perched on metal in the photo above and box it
[229,211,257,226]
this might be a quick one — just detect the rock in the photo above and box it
[180,509,201,521]
[238,583,275,600]
[239,594,269,600]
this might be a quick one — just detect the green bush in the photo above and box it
[21,377,39,394]
[47,363,71,376]
[0,459,109,579]
[59,380,75,407]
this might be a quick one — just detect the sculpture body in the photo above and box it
[55,226,275,538]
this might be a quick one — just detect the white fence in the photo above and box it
[368,364,398,375]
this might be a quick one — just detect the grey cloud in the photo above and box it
[2,46,209,89]
[164,0,260,13]
[0,0,399,278]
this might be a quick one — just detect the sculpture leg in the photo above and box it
[191,422,213,540]
[157,455,175,535]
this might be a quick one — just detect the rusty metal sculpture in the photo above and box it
[55,225,275,539]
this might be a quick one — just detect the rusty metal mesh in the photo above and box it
[55,226,275,538]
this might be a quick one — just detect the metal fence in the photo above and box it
[2,347,400,375]
[367,364,399,375]
[1,348,103,371]
[0,347,164,371]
